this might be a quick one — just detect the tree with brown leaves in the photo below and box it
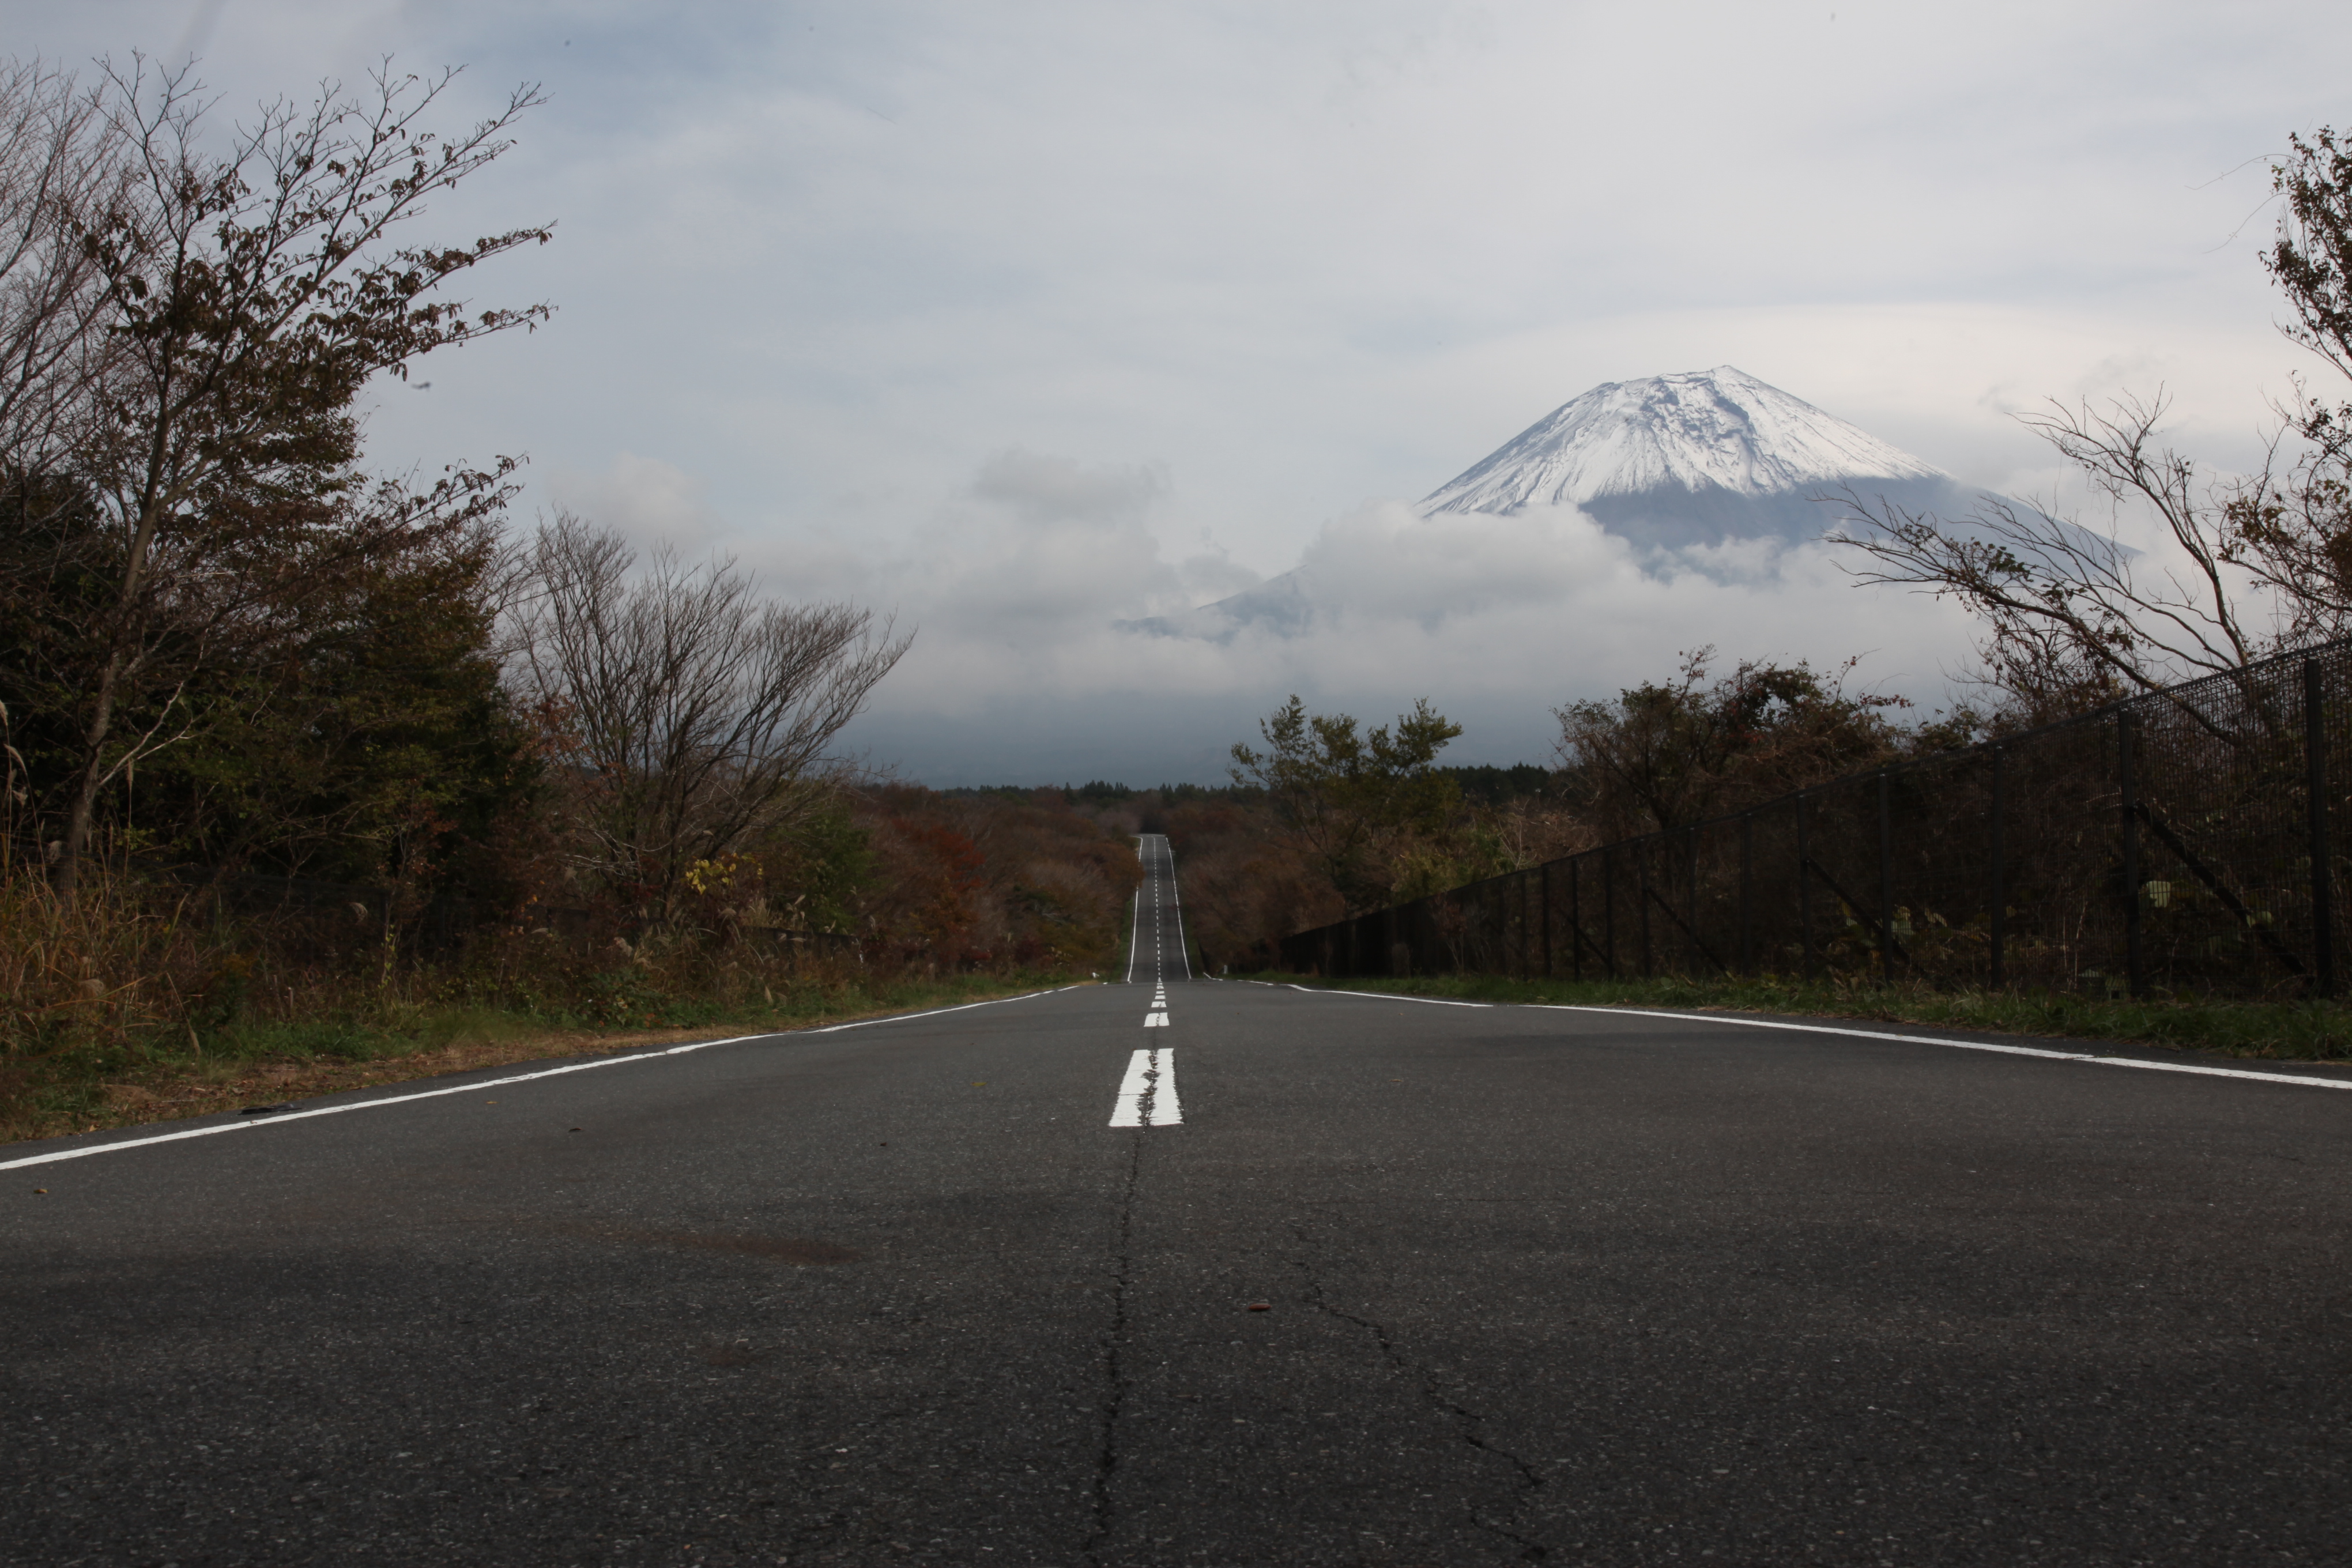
[5,56,551,892]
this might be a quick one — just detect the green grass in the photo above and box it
[1238,970,2352,1062]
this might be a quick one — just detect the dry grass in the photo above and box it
[0,864,1094,1147]
[0,858,222,1051]
[3,978,1081,1147]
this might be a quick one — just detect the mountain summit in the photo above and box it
[1419,365,1955,550]
[1128,367,2011,642]
[1423,365,1939,511]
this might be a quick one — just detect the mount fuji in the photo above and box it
[1419,365,1958,547]
[1134,366,2017,641]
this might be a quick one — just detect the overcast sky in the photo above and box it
[10,2,2349,781]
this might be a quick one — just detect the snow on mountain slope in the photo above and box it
[1126,367,2021,643]
[1420,365,1942,515]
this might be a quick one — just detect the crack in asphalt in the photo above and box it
[1083,1132,1144,1567]
[1295,1244,1551,1562]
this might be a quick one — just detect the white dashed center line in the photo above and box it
[1109,1048,1181,1126]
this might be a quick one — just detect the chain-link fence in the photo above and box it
[1280,639,2352,1001]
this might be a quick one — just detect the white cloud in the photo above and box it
[7,0,2343,779]
[547,451,726,553]
[828,456,1984,782]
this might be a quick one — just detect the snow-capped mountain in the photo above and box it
[1130,367,2014,642]
[1419,365,1951,548]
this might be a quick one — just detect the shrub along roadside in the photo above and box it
[1242,971,2352,1062]
[1,970,1084,1147]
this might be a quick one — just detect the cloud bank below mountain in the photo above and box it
[817,468,1984,785]
[563,370,2016,785]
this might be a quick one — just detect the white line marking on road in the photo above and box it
[1537,1005,2352,1092]
[1109,1048,1181,1126]
[1287,985,1492,1008]
[1144,1012,1169,1027]
[809,989,1083,1032]
[0,987,1086,1172]
[1123,869,1145,985]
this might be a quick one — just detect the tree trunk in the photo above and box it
[54,644,126,899]
[54,485,164,897]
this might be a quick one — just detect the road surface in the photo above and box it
[5,832,2351,1565]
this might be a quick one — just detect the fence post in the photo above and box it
[1877,769,1896,983]
[1569,857,1582,981]
[1797,791,1815,982]
[2120,710,2143,998]
[1687,826,1701,974]
[2308,657,2336,997]
[1740,814,1754,973]
[1519,871,1531,981]
[1990,744,2007,991]
[1638,842,1654,978]
[1604,845,1617,980]
[1541,861,1553,978]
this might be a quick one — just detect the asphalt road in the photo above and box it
[6,832,2352,1566]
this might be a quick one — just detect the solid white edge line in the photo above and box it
[807,986,1080,1034]
[1123,846,1145,986]
[1537,1005,2352,1091]
[0,985,1087,1173]
[1288,985,1491,1008]
[1167,851,1193,982]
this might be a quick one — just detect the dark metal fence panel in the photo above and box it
[1277,636,2352,1000]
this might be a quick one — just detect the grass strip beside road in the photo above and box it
[2,971,1089,1148]
[1245,971,2352,1062]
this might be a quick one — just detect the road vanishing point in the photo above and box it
[6,832,2351,1565]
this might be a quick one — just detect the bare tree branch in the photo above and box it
[1829,393,2283,720]
[514,513,913,918]
[0,58,127,490]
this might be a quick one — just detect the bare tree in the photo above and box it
[514,513,911,917]
[1834,127,2352,715]
[15,56,552,892]
[1829,393,2277,706]
[0,59,127,488]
